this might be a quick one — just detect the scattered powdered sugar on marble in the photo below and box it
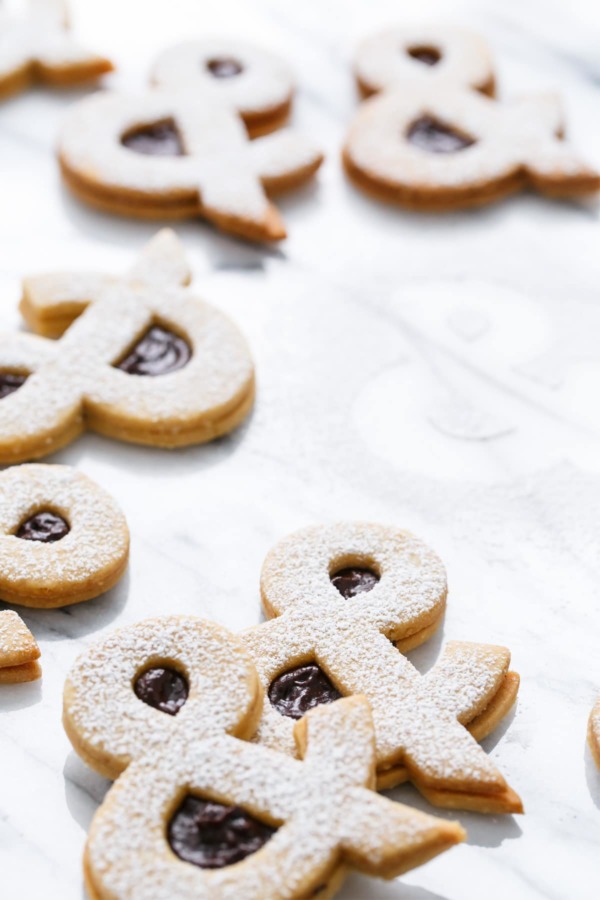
[0,464,128,587]
[66,617,461,898]
[0,231,254,454]
[151,38,294,119]
[428,397,515,441]
[354,26,494,95]
[242,523,517,796]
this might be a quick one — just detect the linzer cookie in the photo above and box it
[0,230,254,462]
[58,85,323,241]
[151,38,294,137]
[0,464,129,608]
[589,700,600,768]
[0,610,41,683]
[63,616,464,899]
[243,523,522,814]
[343,25,600,210]
[0,0,112,101]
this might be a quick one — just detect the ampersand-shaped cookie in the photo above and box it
[589,699,600,769]
[343,25,600,210]
[0,464,129,608]
[0,229,254,462]
[58,82,323,242]
[0,0,112,101]
[242,523,522,814]
[151,38,294,137]
[63,615,464,899]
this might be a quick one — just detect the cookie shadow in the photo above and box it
[0,676,42,711]
[584,743,600,809]
[339,878,450,900]
[46,410,255,482]
[384,782,522,849]
[3,568,131,644]
[63,751,110,832]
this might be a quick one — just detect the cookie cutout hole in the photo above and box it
[0,371,29,400]
[330,565,380,599]
[16,510,70,543]
[407,45,442,66]
[121,118,184,156]
[407,115,476,154]
[206,57,244,79]
[114,324,192,376]
[269,663,342,720]
[134,666,189,715]
[168,795,276,868]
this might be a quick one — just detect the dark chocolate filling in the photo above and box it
[16,511,69,543]
[407,45,442,66]
[168,796,276,868]
[206,57,243,78]
[407,115,475,153]
[0,372,28,399]
[269,663,341,719]
[121,119,184,156]
[115,325,191,376]
[134,667,189,715]
[330,566,379,599]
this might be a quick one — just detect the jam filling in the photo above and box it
[168,796,276,868]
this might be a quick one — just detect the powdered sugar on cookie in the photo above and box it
[0,464,129,608]
[0,230,255,461]
[243,522,522,813]
[64,616,464,899]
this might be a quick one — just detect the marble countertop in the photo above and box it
[1,0,600,897]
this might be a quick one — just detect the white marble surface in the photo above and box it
[1,0,600,897]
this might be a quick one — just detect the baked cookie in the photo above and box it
[344,26,600,210]
[242,523,522,814]
[0,610,41,683]
[354,26,496,98]
[63,616,464,899]
[588,700,600,768]
[58,89,323,242]
[0,464,129,608]
[0,0,112,101]
[0,230,254,462]
[151,39,294,137]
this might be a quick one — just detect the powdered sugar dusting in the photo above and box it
[0,609,39,665]
[0,464,128,603]
[0,231,254,460]
[243,523,516,797]
[65,616,462,898]
[151,38,293,121]
[344,85,597,195]
[0,0,111,89]
[354,26,494,96]
[58,89,322,230]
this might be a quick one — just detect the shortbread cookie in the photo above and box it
[58,89,323,241]
[151,39,294,137]
[242,523,522,814]
[63,616,464,899]
[0,464,129,608]
[0,610,40,683]
[354,26,495,97]
[0,0,112,101]
[589,700,600,768]
[344,25,600,210]
[0,230,254,462]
